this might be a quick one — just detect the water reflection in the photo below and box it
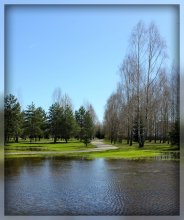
[5,157,179,215]
[155,151,180,160]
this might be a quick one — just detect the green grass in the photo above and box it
[5,139,95,153]
[73,140,179,160]
[4,138,179,160]
[92,140,179,160]
[103,139,178,150]
[83,149,160,159]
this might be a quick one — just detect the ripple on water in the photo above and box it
[5,158,179,215]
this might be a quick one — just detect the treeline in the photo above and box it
[4,93,103,145]
[103,21,179,147]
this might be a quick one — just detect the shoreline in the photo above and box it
[4,139,179,160]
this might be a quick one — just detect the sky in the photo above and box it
[5,5,179,122]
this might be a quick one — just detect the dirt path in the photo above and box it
[5,139,118,155]
[91,139,118,150]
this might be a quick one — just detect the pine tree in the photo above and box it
[83,111,94,146]
[5,94,22,143]
[75,106,94,146]
[75,106,86,141]
[23,103,46,142]
[48,103,63,143]
[61,105,76,143]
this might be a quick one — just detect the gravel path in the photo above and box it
[91,139,118,150]
[5,139,118,155]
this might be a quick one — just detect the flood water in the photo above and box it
[5,157,179,216]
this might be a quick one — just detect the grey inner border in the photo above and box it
[1,2,184,220]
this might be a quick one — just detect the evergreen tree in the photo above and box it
[75,106,86,141]
[83,111,94,146]
[75,106,94,146]
[5,94,22,142]
[23,103,45,141]
[35,107,47,141]
[48,103,63,143]
[61,105,76,143]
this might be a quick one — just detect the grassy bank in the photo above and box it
[5,139,179,160]
[89,140,179,160]
[5,139,94,152]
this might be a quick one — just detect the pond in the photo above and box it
[5,157,179,216]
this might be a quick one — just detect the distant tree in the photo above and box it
[50,92,76,143]
[104,93,120,144]
[86,103,98,138]
[103,21,169,147]
[61,93,73,109]
[23,103,45,142]
[132,116,144,147]
[42,117,50,139]
[75,106,94,146]
[169,119,179,147]
[52,87,62,105]
[169,64,179,147]
[170,64,179,124]
[75,106,86,141]
[83,111,94,146]
[95,123,105,139]
[35,107,47,141]
[5,94,22,143]
[61,104,76,143]
[48,103,63,143]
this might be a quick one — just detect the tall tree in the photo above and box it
[23,103,45,142]
[104,92,120,144]
[144,22,167,141]
[119,55,137,145]
[48,103,63,143]
[169,64,179,147]
[103,21,177,148]
[5,94,22,142]
[75,106,86,141]
[61,104,76,143]
[126,21,146,147]
[50,92,76,143]
[75,106,94,146]
[86,103,97,138]
[35,107,47,141]
[83,111,94,146]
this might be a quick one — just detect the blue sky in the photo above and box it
[5,5,179,122]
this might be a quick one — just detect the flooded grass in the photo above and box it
[5,139,95,152]
[5,139,179,160]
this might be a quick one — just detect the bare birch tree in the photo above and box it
[104,21,177,147]
[104,92,121,144]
